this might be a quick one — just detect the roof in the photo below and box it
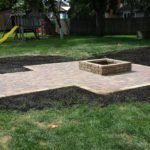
[61,6,70,11]
[56,0,71,12]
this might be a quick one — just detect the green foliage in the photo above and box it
[70,0,150,18]
[70,0,107,17]
[124,0,150,15]
[70,0,118,35]
[12,0,43,13]
[139,0,150,14]
[0,0,16,11]
[12,0,26,13]
[0,0,43,12]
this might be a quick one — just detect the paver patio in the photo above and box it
[0,61,150,98]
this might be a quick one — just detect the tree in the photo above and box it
[11,0,64,38]
[0,0,16,11]
[138,0,150,16]
[12,0,43,13]
[71,0,118,36]
[123,0,150,17]
[43,0,64,39]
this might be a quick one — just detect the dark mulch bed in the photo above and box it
[94,47,150,66]
[0,56,73,74]
[0,47,150,74]
[0,86,149,111]
[0,47,149,110]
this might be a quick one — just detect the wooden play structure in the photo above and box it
[0,12,55,44]
[11,13,42,40]
[0,25,18,44]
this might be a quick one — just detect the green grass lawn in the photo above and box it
[0,34,150,58]
[0,103,150,150]
[0,35,150,149]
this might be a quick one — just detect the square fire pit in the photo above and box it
[79,58,132,75]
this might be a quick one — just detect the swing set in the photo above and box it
[0,13,47,44]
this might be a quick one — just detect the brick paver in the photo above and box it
[0,61,150,98]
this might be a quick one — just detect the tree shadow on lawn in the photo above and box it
[40,36,150,48]
[4,35,150,49]
[0,86,149,111]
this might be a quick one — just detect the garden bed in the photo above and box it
[0,47,149,74]
[0,47,149,110]
[0,56,73,74]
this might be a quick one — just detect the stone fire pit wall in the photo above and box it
[79,58,132,75]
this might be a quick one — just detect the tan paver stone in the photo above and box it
[0,61,150,98]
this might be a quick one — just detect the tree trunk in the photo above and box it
[96,12,105,36]
[58,0,64,39]
[54,13,64,39]
[52,0,64,40]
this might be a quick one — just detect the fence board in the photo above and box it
[70,17,150,35]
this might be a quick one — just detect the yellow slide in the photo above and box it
[0,26,19,44]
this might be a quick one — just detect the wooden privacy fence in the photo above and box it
[0,15,12,31]
[70,17,150,35]
[1,14,149,35]
[70,18,96,35]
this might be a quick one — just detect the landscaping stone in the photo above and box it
[79,58,132,75]
[0,61,149,98]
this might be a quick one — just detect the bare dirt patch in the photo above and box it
[94,47,150,66]
[0,135,12,150]
[0,56,72,74]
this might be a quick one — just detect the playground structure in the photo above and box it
[0,6,71,44]
[11,13,43,40]
[0,12,55,44]
[0,25,18,44]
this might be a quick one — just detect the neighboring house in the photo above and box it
[59,0,70,19]
[47,0,71,35]
[47,0,70,20]
[58,0,70,35]
[105,0,148,18]
[117,6,145,18]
